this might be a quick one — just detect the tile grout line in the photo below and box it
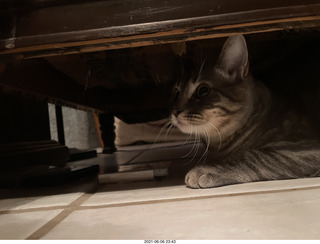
[26,190,96,240]
[2,184,320,216]
[1,182,320,239]
[0,205,67,215]
[77,184,320,210]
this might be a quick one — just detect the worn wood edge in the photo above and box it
[1,13,320,59]
[18,27,287,59]
[15,19,320,59]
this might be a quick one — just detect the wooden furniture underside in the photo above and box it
[0,0,320,59]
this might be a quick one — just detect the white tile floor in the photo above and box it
[0,210,63,239]
[1,142,320,240]
[43,187,320,240]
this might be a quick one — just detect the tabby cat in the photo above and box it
[170,34,320,188]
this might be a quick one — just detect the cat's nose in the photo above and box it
[172,109,182,117]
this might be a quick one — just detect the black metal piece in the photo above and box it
[55,105,65,145]
[98,113,117,154]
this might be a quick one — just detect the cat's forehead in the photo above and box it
[178,72,213,86]
[177,73,203,88]
[180,79,197,98]
[176,62,214,89]
[176,76,210,99]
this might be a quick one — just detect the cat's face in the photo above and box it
[171,35,254,142]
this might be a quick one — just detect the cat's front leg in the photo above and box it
[185,164,257,189]
[185,141,320,189]
[185,166,221,188]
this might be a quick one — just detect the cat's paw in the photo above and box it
[185,166,220,189]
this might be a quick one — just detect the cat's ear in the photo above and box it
[216,35,249,80]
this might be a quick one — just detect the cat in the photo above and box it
[170,34,320,188]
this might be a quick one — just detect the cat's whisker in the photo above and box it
[201,119,222,152]
[164,123,174,143]
[178,116,208,163]
[181,132,198,159]
[184,132,201,165]
[196,57,208,83]
[199,129,207,165]
[200,130,210,164]
[191,130,203,166]
[204,131,210,164]
[177,132,194,149]
[150,118,172,127]
[198,126,210,165]
[152,121,172,146]
[181,129,196,158]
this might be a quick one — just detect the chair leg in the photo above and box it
[98,113,117,154]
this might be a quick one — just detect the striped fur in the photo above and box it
[171,35,320,188]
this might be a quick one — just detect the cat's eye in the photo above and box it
[196,84,210,98]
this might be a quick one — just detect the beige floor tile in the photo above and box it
[82,177,320,207]
[42,188,320,240]
[0,178,96,211]
[0,209,62,239]
[0,193,83,211]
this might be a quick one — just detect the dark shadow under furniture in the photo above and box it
[1,0,320,184]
